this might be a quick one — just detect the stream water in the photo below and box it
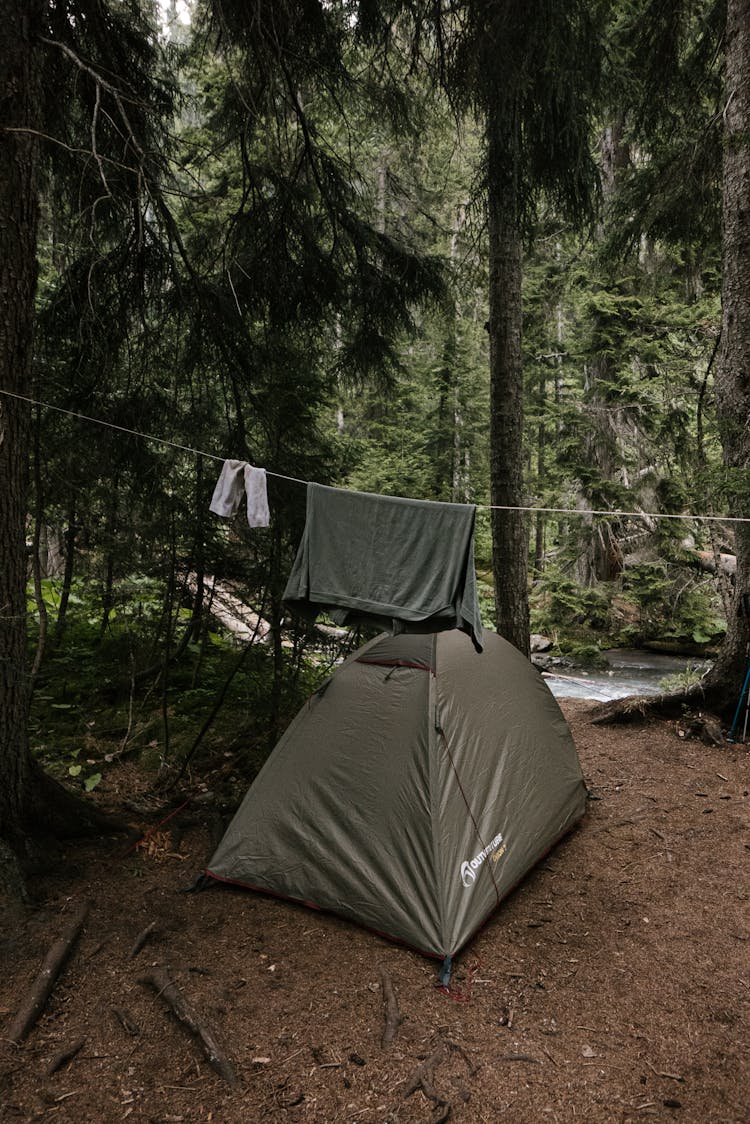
[543,648,711,703]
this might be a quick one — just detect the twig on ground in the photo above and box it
[646,1059,684,1082]
[449,1040,479,1077]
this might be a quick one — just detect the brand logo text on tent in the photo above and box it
[460,832,504,888]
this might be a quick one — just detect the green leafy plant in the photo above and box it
[658,664,709,692]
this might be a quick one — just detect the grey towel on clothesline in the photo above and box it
[209,460,270,528]
[283,483,483,650]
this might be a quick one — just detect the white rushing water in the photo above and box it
[543,649,711,702]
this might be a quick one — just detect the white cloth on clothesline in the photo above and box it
[209,460,270,528]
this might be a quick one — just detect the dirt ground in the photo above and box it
[1,699,748,1124]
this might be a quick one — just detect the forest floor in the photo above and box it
[1,699,748,1124]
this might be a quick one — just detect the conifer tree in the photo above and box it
[1,0,179,874]
[0,0,448,874]
[597,0,750,712]
[703,0,750,710]
[359,1,605,654]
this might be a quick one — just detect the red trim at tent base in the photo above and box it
[201,819,583,969]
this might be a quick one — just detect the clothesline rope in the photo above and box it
[0,387,308,485]
[489,503,749,524]
[2,385,749,524]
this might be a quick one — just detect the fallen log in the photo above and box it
[7,901,89,1044]
[139,964,237,1087]
[590,683,705,725]
[378,967,404,1048]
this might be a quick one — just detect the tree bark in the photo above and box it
[701,0,750,712]
[0,0,44,854]
[0,6,124,867]
[487,123,530,656]
[576,122,629,587]
[54,502,77,642]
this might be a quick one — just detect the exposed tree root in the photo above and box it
[111,1006,140,1036]
[0,839,28,908]
[1,762,133,901]
[588,651,750,729]
[26,761,130,840]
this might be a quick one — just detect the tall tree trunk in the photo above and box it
[190,455,206,642]
[703,0,750,712]
[54,502,77,643]
[0,4,120,864]
[487,127,529,656]
[267,518,286,749]
[533,366,547,576]
[0,1,44,852]
[99,477,120,640]
[576,122,629,586]
[432,327,458,500]
[30,403,48,685]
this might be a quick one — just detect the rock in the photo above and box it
[530,634,553,653]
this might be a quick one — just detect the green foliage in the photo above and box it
[28,571,332,789]
[605,0,724,255]
[531,567,611,636]
[448,0,606,232]
[557,642,608,668]
[16,0,739,804]
[658,663,709,692]
[619,562,726,646]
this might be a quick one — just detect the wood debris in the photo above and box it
[378,968,404,1048]
[139,964,237,1087]
[7,901,89,1044]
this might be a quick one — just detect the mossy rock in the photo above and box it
[558,642,607,668]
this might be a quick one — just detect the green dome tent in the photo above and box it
[205,629,587,962]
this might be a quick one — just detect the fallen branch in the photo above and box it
[7,901,89,1044]
[378,968,404,1048]
[139,964,237,1086]
[129,921,159,959]
[47,1037,86,1075]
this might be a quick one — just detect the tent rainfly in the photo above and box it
[205,629,587,965]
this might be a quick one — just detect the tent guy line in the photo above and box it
[2,385,749,525]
